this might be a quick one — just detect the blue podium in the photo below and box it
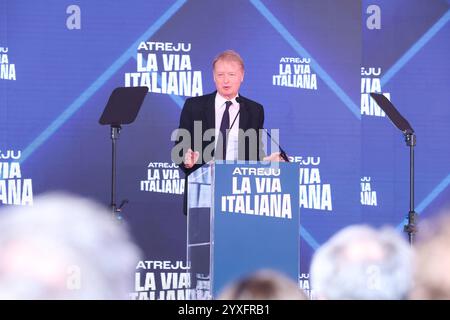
[186,161,300,299]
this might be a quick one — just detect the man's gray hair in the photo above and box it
[0,192,141,299]
[212,50,245,70]
[310,224,413,300]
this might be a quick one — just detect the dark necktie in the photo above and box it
[219,100,232,160]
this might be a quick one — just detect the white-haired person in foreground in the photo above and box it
[409,210,450,299]
[217,269,307,300]
[0,192,141,299]
[310,224,413,300]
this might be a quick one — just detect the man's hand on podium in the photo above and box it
[184,148,200,169]
[263,152,286,162]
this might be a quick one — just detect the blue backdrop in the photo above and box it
[1,0,449,299]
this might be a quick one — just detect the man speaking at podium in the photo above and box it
[172,50,283,213]
[173,50,283,171]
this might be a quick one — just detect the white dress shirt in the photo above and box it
[214,93,240,161]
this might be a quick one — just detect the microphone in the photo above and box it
[236,97,289,162]
[265,129,290,162]
[229,97,242,130]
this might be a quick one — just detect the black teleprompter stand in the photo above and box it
[370,93,417,245]
[99,87,147,220]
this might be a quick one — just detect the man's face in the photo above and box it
[213,59,244,100]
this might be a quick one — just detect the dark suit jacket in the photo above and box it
[173,91,265,214]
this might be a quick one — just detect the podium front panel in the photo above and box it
[187,162,299,299]
[213,162,299,298]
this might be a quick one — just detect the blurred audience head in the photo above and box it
[0,192,141,299]
[410,210,450,299]
[217,269,307,300]
[310,224,413,300]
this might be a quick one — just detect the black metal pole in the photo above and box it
[404,133,417,245]
[111,126,121,215]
